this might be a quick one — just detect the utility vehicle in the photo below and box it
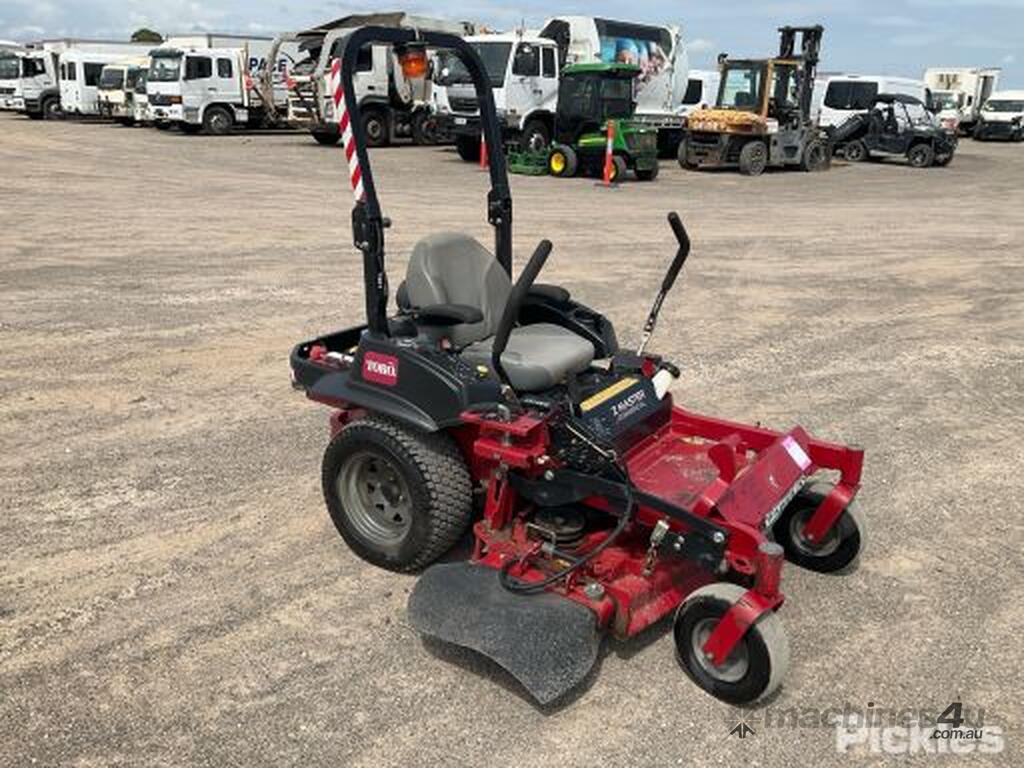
[291,26,866,706]
[832,93,957,167]
[679,26,831,176]
[547,62,659,181]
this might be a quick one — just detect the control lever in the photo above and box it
[637,212,690,357]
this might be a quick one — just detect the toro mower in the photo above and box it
[291,26,866,706]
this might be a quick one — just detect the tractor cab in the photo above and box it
[681,25,830,176]
[547,63,659,181]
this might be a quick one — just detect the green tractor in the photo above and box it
[546,63,659,182]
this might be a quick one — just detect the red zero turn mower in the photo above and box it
[290,26,866,706]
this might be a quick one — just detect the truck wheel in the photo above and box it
[521,119,550,153]
[41,97,62,120]
[548,144,577,177]
[674,583,789,704]
[907,142,935,168]
[312,129,340,146]
[843,139,868,163]
[676,137,691,169]
[771,481,865,573]
[411,111,439,145]
[361,108,389,147]
[738,141,768,176]
[455,134,480,162]
[800,138,830,172]
[635,162,659,181]
[322,415,473,572]
[202,106,234,136]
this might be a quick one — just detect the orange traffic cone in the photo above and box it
[480,132,489,171]
[602,119,615,186]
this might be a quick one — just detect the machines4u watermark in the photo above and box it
[725,700,1005,755]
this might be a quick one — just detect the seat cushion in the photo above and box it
[463,324,595,392]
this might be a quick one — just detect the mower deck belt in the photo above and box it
[408,562,602,704]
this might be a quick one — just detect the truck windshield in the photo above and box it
[984,99,1024,113]
[0,56,18,80]
[470,42,512,88]
[98,68,124,90]
[932,91,962,111]
[135,70,148,94]
[149,56,181,82]
[718,64,764,111]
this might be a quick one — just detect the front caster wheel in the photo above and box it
[674,583,789,704]
[322,415,472,572]
[771,481,865,573]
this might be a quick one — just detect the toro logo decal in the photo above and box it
[362,352,399,386]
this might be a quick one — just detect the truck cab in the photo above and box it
[147,47,260,134]
[96,58,149,124]
[0,50,24,110]
[435,33,561,159]
[974,90,1024,141]
[19,49,60,119]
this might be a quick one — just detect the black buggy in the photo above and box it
[831,93,957,168]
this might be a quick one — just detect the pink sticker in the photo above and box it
[362,351,399,386]
[782,435,811,470]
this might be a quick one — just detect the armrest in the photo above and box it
[414,303,484,326]
[527,283,571,303]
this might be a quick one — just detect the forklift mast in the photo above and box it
[777,25,823,120]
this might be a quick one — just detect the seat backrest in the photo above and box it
[404,232,511,347]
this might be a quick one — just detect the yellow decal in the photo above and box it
[580,377,638,412]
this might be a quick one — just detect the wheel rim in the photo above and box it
[526,131,547,152]
[909,148,928,167]
[788,507,841,557]
[337,450,412,547]
[550,151,566,173]
[211,112,229,133]
[367,118,384,142]
[846,143,863,161]
[750,145,767,173]
[691,618,749,683]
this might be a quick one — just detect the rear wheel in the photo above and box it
[361,107,389,147]
[674,583,789,704]
[322,416,473,572]
[738,141,768,176]
[771,481,865,573]
[312,129,340,146]
[411,110,439,145]
[548,144,578,177]
[843,139,868,163]
[520,119,550,153]
[907,142,935,168]
[202,106,234,135]
[455,134,480,162]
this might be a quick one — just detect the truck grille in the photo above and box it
[448,96,478,114]
[148,93,175,107]
[688,131,723,146]
[0,87,14,95]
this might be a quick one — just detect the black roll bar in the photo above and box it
[334,26,513,336]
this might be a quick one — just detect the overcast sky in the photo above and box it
[1,0,1021,85]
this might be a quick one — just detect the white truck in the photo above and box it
[144,35,300,134]
[0,48,25,110]
[436,16,689,157]
[924,67,1000,135]
[680,68,719,117]
[10,42,66,119]
[813,73,931,129]
[263,13,473,146]
[973,90,1024,141]
[57,43,155,116]
[96,56,150,124]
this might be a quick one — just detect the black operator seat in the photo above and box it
[403,232,595,392]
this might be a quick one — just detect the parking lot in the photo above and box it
[1,111,1022,766]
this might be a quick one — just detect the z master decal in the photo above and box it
[362,351,399,386]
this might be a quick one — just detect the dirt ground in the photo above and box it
[1,111,1022,767]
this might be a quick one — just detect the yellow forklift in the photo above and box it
[679,26,830,176]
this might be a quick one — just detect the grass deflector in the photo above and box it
[290,25,866,706]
